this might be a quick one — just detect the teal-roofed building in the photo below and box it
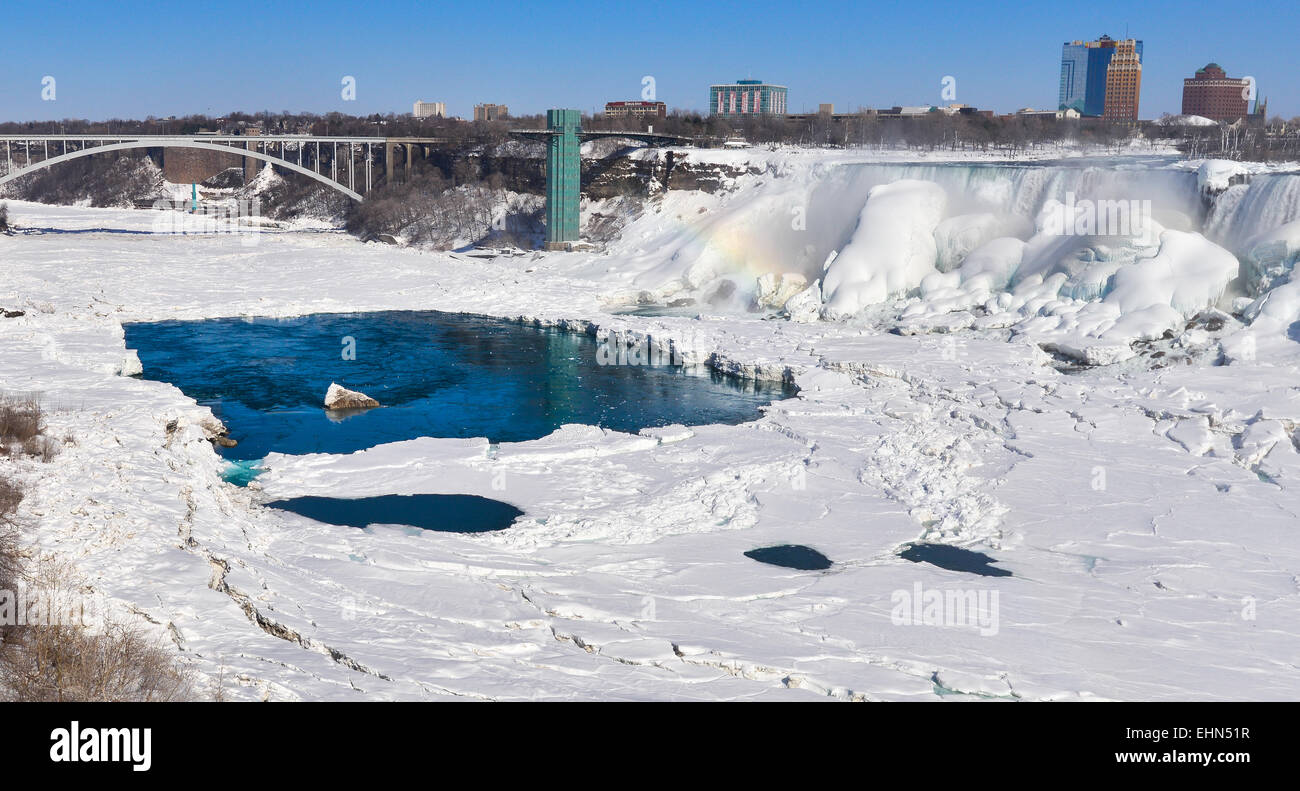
[709,79,787,117]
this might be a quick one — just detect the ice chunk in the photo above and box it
[783,278,823,323]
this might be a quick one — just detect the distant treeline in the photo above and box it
[5,108,1298,161]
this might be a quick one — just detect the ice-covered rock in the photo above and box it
[1197,159,1249,196]
[324,382,380,410]
[1225,267,1300,361]
[822,180,947,318]
[1101,230,1238,338]
[754,272,808,310]
[1015,200,1163,299]
[783,279,823,323]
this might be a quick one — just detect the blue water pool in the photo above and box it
[899,543,1012,577]
[125,310,796,460]
[266,494,524,533]
[744,545,833,570]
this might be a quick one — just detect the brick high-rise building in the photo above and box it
[1102,39,1142,120]
[473,103,509,122]
[1181,63,1250,122]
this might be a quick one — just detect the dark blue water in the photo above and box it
[125,310,796,460]
[266,494,523,532]
[899,543,1012,577]
[744,545,833,571]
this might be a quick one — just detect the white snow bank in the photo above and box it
[1224,267,1300,362]
[822,180,947,318]
[1198,159,1250,194]
[955,237,1028,291]
[1032,230,1237,352]
[1103,230,1238,327]
[1158,114,1218,127]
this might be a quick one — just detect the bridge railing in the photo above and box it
[0,135,446,199]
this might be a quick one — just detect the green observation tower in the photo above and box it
[545,109,582,248]
[511,110,690,251]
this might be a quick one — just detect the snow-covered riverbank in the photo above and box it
[3,148,1300,700]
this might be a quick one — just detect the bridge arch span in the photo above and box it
[0,140,363,202]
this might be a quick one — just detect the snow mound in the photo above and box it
[933,213,1033,273]
[956,237,1028,292]
[1103,230,1239,325]
[1158,114,1219,127]
[822,180,947,318]
[1197,159,1249,195]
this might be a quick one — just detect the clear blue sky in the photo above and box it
[1,0,1295,121]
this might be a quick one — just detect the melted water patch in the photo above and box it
[222,459,265,487]
[744,545,833,570]
[126,310,795,460]
[899,543,1012,577]
[265,494,524,532]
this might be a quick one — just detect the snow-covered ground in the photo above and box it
[2,146,1300,701]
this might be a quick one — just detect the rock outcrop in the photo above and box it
[324,383,380,410]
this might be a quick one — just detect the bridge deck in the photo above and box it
[0,134,439,144]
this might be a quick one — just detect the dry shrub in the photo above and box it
[0,396,60,461]
[22,436,60,463]
[0,396,43,449]
[0,476,20,594]
[0,491,194,702]
[0,621,195,702]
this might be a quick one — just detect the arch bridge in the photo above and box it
[0,134,447,202]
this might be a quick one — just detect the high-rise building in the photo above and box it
[604,101,667,119]
[413,101,446,118]
[1103,39,1142,120]
[473,103,509,122]
[709,79,787,117]
[1059,35,1143,118]
[1182,63,1251,122]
